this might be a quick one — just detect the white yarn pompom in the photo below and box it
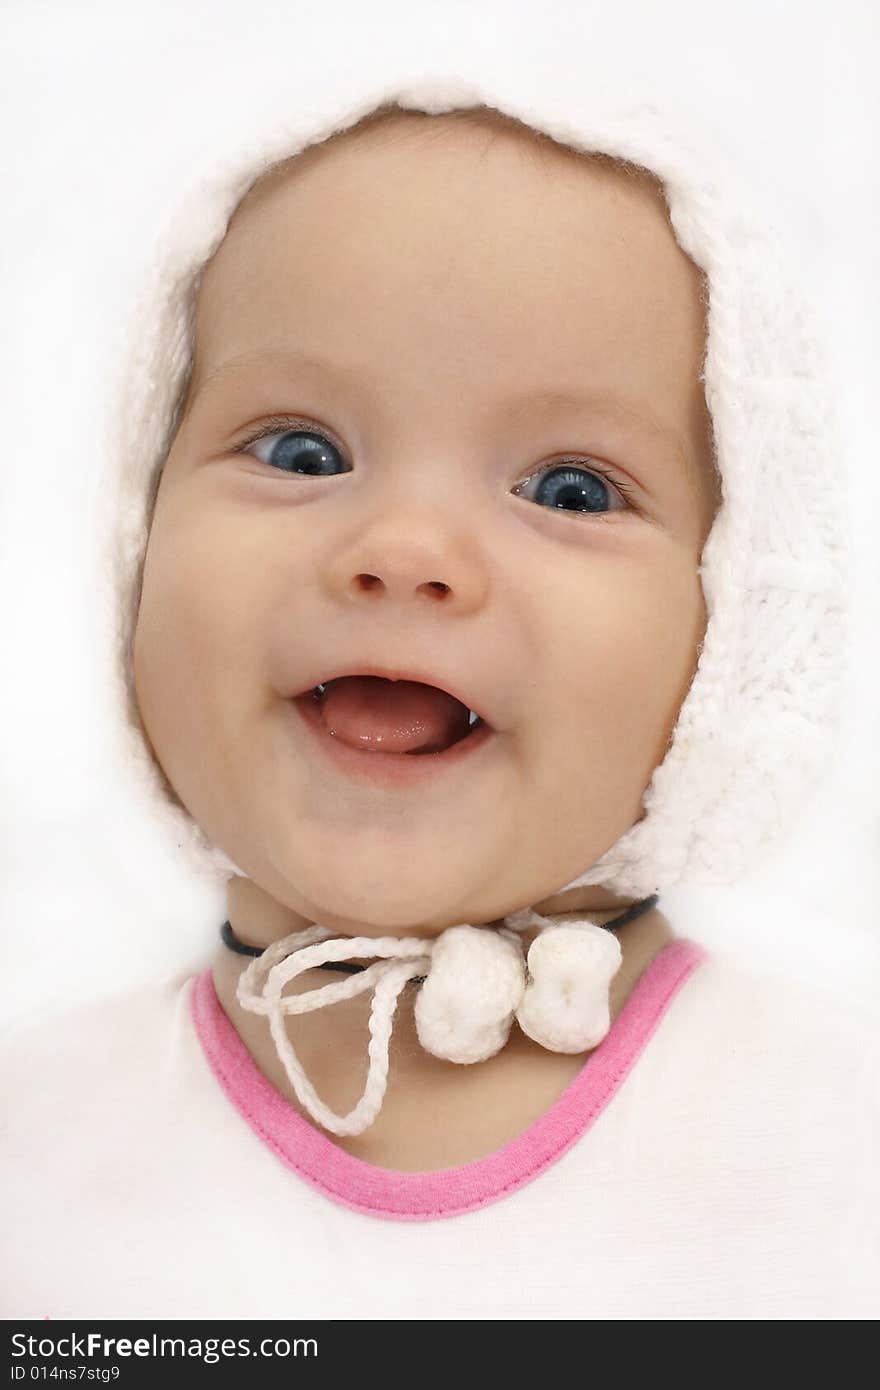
[515,922,623,1053]
[415,925,527,1064]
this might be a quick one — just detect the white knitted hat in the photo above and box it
[104,72,850,905]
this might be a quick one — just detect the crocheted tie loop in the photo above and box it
[235,913,622,1137]
[237,927,436,1136]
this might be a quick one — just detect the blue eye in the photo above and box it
[232,417,634,516]
[236,422,350,477]
[512,463,630,516]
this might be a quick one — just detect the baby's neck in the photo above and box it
[209,905,675,1172]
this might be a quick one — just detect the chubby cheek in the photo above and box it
[132,502,274,785]
[526,551,705,826]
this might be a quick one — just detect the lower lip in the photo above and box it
[288,691,498,787]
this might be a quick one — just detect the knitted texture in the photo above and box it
[515,921,623,1053]
[102,73,850,898]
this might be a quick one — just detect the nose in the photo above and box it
[322,509,490,614]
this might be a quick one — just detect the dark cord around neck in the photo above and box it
[220,893,660,975]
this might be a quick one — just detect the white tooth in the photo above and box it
[315,684,325,696]
[468,709,479,727]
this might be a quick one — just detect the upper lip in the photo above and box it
[290,663,496,729]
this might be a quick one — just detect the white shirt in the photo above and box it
[2,937,876,1320]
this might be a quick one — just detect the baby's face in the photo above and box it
[134,114,720,936]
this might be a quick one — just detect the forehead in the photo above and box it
[200,113,701,334]
[185,114,713,490]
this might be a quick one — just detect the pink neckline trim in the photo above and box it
[189,936,708,1222]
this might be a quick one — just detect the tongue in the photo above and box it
[318,676,472,753]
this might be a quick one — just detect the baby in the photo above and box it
[132,105,721,1169]
[4,91,870,1324]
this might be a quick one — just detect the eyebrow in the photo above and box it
[184,347,359,411]
[186,346,697,484]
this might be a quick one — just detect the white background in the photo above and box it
[1,0,878,1023]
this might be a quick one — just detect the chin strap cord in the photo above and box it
[227,895,659,1137]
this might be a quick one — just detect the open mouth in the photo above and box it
[288,674,496,783]
[296,674,490,754]
[313,679,486,754]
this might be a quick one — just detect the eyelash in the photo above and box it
[229,414,637,512]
